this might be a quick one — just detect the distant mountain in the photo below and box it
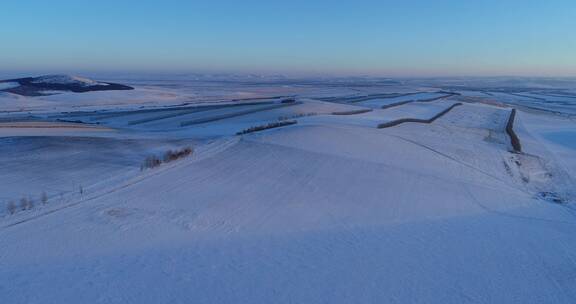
[0,75,134,96]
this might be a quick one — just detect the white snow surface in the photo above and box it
[1,78,576,304]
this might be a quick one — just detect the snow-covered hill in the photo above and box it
[0,74,133,96]
[30,75,107,87]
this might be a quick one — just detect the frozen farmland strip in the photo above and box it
[357,92,453,109]
[377,103,462,128]
[87,101,275,121]
[299,100,461,129]
[179,102,301,126]
[127,107,220,125]
[317,93,410,103]
[126,105,290,131]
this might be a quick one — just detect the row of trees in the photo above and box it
[141,147,194,170]
[277,112,317,121]
[5,186,84,216]
[6,192,48,215]
[236,120,297,135]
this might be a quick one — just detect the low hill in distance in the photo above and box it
[0,75,134,96]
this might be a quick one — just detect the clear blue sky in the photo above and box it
[2,0,575,76]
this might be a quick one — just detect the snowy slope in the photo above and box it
[1,93,576,304]
[2,73,576,304]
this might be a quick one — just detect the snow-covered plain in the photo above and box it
[1,76,576,304]
[357,92,450,108]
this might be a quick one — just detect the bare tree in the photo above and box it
[28,197,35,210]
[7,201,17,215]
[141,147,193,171]
[19,197,28,211]
[143,155,161,169]
[41,192,48,205]
[40,191,48,205]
